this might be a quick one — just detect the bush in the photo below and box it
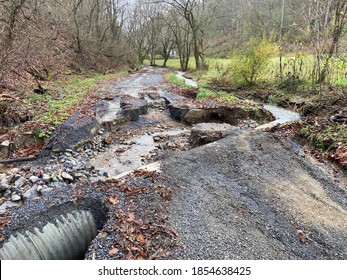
[207,63,233,88]
[278,54,307,92]
[231,38,279,85]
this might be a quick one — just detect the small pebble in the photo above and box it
[61,172,74,182]
[11,193,22,202]
[29,176,40,183]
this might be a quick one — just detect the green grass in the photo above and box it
[147,54,347,87]
[144,57,233,70]
[22,70,127,139]
[197,87,238,104]
[144,58,197,69]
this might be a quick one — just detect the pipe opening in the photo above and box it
[0,199,108,260]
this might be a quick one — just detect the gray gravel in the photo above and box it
[161,129,347,259]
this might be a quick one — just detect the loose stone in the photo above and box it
[61,172,74,182]
[42,174,50,182]
[40,188,54,195]
[29,176,40,183]
[0,201,20,214]
[23,186,39,200]
[11,193,22,202]
[0,181,9,192]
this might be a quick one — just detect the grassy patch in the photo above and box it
[166,72,192,89]
[197,87,239,105]
[150,54,347,88]
[166,70,260,110]
[144,58,196,69]
[150,52,347,88]
[20,70,127,139]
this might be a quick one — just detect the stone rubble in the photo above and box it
[0,131,114,214]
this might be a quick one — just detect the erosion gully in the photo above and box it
[0,66,301,260]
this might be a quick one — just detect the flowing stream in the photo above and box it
[175,72,301,126]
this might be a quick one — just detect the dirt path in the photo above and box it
[1,67,347,260]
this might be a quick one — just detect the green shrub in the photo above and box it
[231,38,279,85]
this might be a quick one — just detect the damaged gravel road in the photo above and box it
[160,128,347,259]
[1,66,347,260]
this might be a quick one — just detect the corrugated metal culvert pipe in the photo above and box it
[0,200,107,260]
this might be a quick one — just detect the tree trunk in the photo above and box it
[318,1,347,83]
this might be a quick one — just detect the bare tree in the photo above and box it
[318,0,347,83]
[165,8,192,70]
[126,3,151,64]
[160,0,218,69]
[158,21,176,67]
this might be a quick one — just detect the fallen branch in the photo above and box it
[0,83,16,92]
[0,155,37,164]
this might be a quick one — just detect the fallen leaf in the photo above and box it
[109,248,119,256]
[136,234,146,243]
[129,226,136,233]
[135,169,151,175]
[130,247,140,252]
[138,250,148,258]
[140,224,149,230]
[98,231,108,238]
[128,212,135,221]
[108,196,119,205]
[296,229,306,244]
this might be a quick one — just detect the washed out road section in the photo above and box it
[1,67,346,260]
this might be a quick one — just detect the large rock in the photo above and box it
[47,113,100,152]
[0,140,11,160]
[96,100,128,132]
[23,185,39,200]
[190,123,234,147]
[120,96,148,121]
[169,101,273,125]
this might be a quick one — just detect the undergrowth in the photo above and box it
[13,70,127,141]
[301,120,347,152]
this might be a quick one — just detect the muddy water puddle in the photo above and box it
[90,128,190,178]
[175,72,198,88]
[263,105,301,124]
